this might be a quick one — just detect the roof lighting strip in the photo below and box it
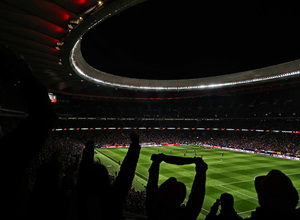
[70,39,300,91]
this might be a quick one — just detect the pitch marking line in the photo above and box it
[237,209,256,215]
[203,155,249,160]
[219,179,253,186]
[218,172,300,201]
[184,199,210,214]
[209,159,223,164]
[135,171,149,180]
[218,185,258,200]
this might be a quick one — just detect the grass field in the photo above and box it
[94,145,300,219]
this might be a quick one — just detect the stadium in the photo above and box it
[0,0,300,219]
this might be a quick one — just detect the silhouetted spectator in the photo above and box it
[28,159,69,220]
[251,169,300,219]
[146,154,207,220]
[76,132,141,220]
[205,193,243,220]
[0,45,57,218]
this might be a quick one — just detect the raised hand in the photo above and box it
[195,158,208,173]
[150,153,165,163]
[129,132,139,145]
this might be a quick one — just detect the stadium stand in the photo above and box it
[1,0,300,219]
[1,94,300,219]
[1,35,300,219]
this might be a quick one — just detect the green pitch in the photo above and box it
[94,145,300,219]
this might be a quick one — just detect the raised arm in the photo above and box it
[79,140,95,172]
[186,158,208,220]
[146,153,164,216]
[205,199,220,220]
[112,132,141,201]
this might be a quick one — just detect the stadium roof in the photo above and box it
[1,0,300,99]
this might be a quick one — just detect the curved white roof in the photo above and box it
[1,0,300,98]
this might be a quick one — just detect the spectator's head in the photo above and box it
[35,162,61,190]
[90,163,110,189]
[255,169,299,212]
[220,193,234,210]
[156,177,186,207]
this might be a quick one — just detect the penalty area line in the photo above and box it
[218,185,258,201]
[184,199,210,214]
[237,209,256,215]
[218,172,300,201]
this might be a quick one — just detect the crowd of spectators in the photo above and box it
[2,115,300,156]
[2,119,299,219]
[123,188,147,215]
[39,129,300,156]
[42,86,300,120]
[1,45,300,219]
[53,117,300,132]
[2,111,300,219]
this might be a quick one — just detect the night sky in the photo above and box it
[81,1,300,80]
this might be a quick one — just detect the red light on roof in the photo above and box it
[61,12,70,21]
[54,25,65,34]
[76,0,87,4]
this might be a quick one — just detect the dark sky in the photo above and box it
[81,0,300,80]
